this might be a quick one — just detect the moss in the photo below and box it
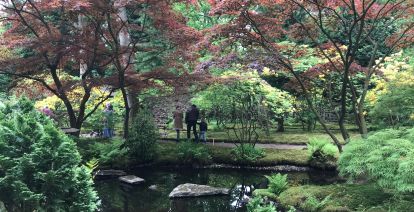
[279,183,395,211]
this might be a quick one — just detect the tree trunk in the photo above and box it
[121,86,130,139]
[338,66,350,141]
[276,117,285,132]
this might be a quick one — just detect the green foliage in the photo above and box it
[192,71,294,142]
[124,108,159,162]
[286,206,297,212]
[93,139,127,166]
[370,84,414,128]
[85,158,99,172]
[302,194,331,212]
[339,128,414,193]
[307,138,338,169]
[173,0,230,30]
[247,196,277,212]
[231,144,265,163]
[176,141,212,164]
[0,97,98,211]
[265,173,289,195]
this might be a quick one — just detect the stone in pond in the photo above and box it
[169,183,229,198]
[149,185,158,190]
[119,175,145,184]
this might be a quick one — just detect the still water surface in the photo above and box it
[95,167,338,212]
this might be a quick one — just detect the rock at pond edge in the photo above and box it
[119,175,145,184]
[169,183,229,198]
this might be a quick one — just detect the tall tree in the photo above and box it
[0,0,114,134]
[190,0,414,150]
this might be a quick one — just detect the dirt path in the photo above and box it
[160,140,307,150]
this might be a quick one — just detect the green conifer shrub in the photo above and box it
[124,108,158,162]
[0,97,98,211]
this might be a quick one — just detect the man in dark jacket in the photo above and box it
[185,104,199,141]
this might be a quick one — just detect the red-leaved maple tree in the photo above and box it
[190,0,414,151]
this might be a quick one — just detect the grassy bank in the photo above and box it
[76,138,310,168]
[162,127,359,145]
[277,183,414,212]
[156,141,309,167]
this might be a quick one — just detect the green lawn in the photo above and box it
[162,126,360,145]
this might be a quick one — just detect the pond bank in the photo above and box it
[276,183,414,212]
[77,138,337,171]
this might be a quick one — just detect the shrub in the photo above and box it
[265,173,289,195]
[307,138,339,169]
[370,84,414,128]
[247,196,277,212]
[0,97,98,211]
[231,144,265,163]
[177,141,212,164]
[338,128,414,193]
[124,108,158,162]
[93,139,127,167]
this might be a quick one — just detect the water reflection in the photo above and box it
[95,167,338,212]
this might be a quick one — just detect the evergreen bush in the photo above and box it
[0,97,98,211]
[124,108,158,162]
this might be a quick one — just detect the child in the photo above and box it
[198,118,208,143]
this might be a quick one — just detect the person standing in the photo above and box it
[173,106,183,142]
[185,104,199,141]
[41,105,55,119]
[198,118,208,143]
[103,102,114,138]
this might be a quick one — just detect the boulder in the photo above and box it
[169,183,229,198]
[119,175,145,184]
[0,201,7,212]
[149,185,158,190]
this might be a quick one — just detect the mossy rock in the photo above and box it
[279,184,393,212]
[309,152,337,170]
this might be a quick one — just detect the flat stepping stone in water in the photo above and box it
[149,185,158,190]
[119,175,145,184]
[169,183,229,198]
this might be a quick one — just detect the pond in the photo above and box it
[95,167,339,212]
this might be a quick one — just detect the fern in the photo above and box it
[338,128,414,194]
[265,173,289,195]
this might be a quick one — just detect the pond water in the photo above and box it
[95,167,339,212]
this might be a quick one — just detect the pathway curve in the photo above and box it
[160,140,306,150]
